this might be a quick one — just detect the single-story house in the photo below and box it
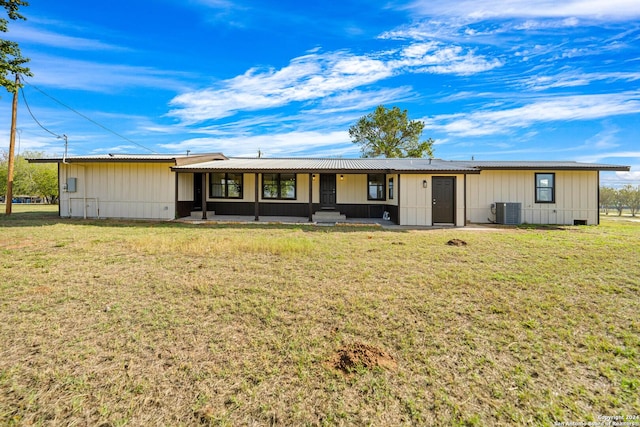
[29,153,630,226]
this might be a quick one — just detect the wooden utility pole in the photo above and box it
[5,74,19,215]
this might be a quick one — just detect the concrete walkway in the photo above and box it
[175,214,500,231]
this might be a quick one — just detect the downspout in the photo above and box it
[174,170,179,219]
[57,163,61,217]
[83,164,87,219]
[597,171,600,225]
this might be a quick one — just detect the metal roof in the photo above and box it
[28,153,630,172]
[171,157,482,173]
[27,153,227,164]
[457,161,630,171]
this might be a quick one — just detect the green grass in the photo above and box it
[0,207,638,426]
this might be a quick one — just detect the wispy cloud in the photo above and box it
[25,54,195,92]
[159,130,355,157]
[12,25,128,51]
[423,92,640,136]
[168,44,501,123]
[521,72,640,91]
[404,0,640,20]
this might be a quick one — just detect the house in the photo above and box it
[29,154,630,226]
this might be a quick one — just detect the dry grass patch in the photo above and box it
[0,212,638,426]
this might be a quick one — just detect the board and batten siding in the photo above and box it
[335,174,395,205]
[399,174,465,226]
[59,162,176,220]
[466,170,599,225]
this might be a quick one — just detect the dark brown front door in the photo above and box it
[320,174,336,209]
[432,176,455,224]
[193,173,203,210]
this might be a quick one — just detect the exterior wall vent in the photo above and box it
[495,202,521,225]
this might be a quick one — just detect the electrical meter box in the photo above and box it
[67,177,77,193]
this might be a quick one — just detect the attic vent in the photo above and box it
[495,202,521,225]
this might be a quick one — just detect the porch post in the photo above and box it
[254,173,260,221]
[308,173,313,222]
[201,172,207,220]
[463,174,467,227]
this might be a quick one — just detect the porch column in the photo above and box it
[201,172,207,220]
[308,173,313,222]
[254,173,259,221]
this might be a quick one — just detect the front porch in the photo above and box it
[176,213,396,227]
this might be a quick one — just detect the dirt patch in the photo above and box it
[326,343,397,375]
[447,239,467,246]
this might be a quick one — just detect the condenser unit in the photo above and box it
[495,202,521,225]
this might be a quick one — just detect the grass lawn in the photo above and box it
[1,206,638,426]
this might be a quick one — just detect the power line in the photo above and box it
[20,81,63,139]
[20,77,158,154]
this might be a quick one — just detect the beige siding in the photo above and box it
[399,174,465,226]
[177,173,193,202]
[59,162,176,220]
[336,174,393,205]
[466,170,599,225]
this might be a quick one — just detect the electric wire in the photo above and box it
[20,83,64,139]
[20,77,158,154]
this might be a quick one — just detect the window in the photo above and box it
[262,173,296,199]
[535,173,555,203]
[388,177,394,200]
[368,174,386,201]
[209,172,243,199]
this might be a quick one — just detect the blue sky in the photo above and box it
[1,0,639,185]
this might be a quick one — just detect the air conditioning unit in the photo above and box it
[495,202,521,225]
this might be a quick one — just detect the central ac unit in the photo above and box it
[495,202,521,225]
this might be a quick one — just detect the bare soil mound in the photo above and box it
[447,238,467,246]
[327,343,397,374]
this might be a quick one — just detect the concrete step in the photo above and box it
[190,210,215,219]
[313,211,346,222]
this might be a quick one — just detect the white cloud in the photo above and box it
[423,92,640,136]
[575,151,640,163]
[159,130,354,157]
[168,44,500,123]
[12,25,128,51]
[521,72,640,91]
[404,0,640,20]
[26,54,195,93]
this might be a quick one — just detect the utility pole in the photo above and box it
[5,74,19,215]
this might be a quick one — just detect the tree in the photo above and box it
[0,0,31,93]
[349,105,434,158]
[0,151,58,203]
[619,184,640,217]
[599,186,617,215]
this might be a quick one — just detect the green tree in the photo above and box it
[349,105,434,158]
[599,186,616,215]
[0,0,31,92]
[619,184,640,217]
[0,151,58,203]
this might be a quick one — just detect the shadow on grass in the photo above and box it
[0,211,397,233]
